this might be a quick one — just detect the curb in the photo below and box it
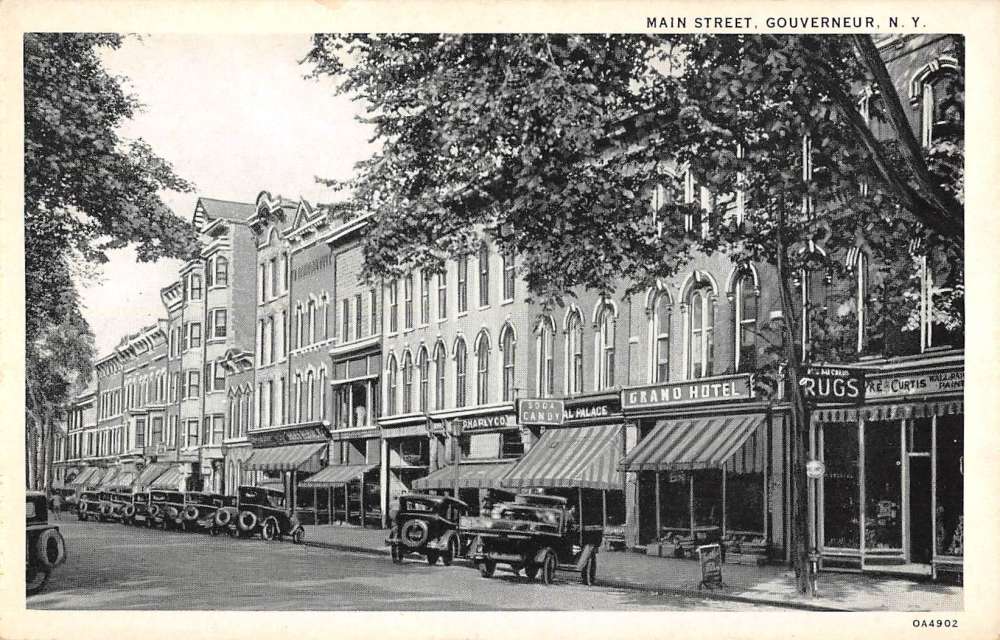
[301,540,848,611]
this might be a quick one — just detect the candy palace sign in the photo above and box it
[623,374,752,410]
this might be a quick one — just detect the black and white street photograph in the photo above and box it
[13,4,990,626]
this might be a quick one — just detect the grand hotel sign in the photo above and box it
[622,373,753,411]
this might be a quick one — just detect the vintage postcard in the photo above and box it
[1,0,998,638]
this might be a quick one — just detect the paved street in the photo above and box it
[29,520,776,610]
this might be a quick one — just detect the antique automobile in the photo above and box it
[26,491,67,595]
[460,493,603,586]
[120,490,150,526]
[76,490,103,521]
[99,490,132,522]
[181,492,235,534]
[387,493,468,566]
[148,490,186,530]
[232,485,305,542]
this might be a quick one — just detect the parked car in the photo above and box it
[122,491,151,526]
[76,491,103,521]
[387,493,468,566]
[98,490,132,522]
[26,491,66,595]
[181,492,234,534]
[460,493,603,585]
[233,485,305,542]
[148,490,186,530]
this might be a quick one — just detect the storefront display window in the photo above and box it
[693,469,722,528]
[724,429,764,534]
[657,473,688,530]
[822,422,860,549]
[935,415,963,557]
[864,420,902,550]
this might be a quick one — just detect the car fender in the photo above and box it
[533,547,554,565]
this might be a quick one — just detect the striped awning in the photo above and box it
[813,399,964,423]
[502,424,624,491]
[92,468,118,487]
[135,462,172,488]
[68,467,98,486]
[620,414,765,472]
[412,461,517,490]
[149,466,184,490]
[108,471,138,488]
[244,443,326,472]
[301,464,377,487]
[97,468,125,489]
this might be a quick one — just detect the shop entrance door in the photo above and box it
[908,456,932,564]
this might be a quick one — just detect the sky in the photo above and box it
[79,34,373,355]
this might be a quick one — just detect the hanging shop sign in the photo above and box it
[623,374,752,411]
[865,367,964,400]
[518,399,565,426]
[798,365,866,406]
[249,423,330,448]
[563,395,622,422]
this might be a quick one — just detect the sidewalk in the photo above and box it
[302,524,963,611]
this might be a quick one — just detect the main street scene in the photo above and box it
[24,30,964,612]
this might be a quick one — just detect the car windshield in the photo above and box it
[400,498,438,512]
[266,493,285,508]
[134,494,147,502]
[495,506,562,526]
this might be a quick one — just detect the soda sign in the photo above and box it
[799,365,866,405]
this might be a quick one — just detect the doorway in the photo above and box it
[908,456,932,564]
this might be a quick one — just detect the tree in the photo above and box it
[24,33,199,488]
[306,33,964,593]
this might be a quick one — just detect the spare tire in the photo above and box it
[399,519,429,549]
[183,505,200,521]
[100,503,113,517]
[148,504,161,519]
[122,504,136,518]
[35,529,66,569]
[238,510,258,532]
[215,508,233,527]
[165,506,180,520]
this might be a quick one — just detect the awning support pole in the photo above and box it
[602,489,608,529]
[689,474,695,537]
[579,487,584,547]
[655,472,662,542]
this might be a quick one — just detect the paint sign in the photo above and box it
[798,365,866,406]
[865,367,964,399]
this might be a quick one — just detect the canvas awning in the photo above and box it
[300,464,377,487]
[68,467,98,486]
[97,468,124,489]
[134,462,172,488]
[812,399,964,423]
[412,461,517,490]
[244,443,326,472]
[620,414,765,472]
[502,424,624,491]
[91,468,117,487]
[108,471,138,488]
[149,466,184,490]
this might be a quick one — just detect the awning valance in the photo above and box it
[135,462,172,488]
[301,463,377,487]
[68,467,98,486]
[412,461,517,490]
[502,424,623,491]
[149,466,184,490]
[244,443,327,472]
[620,414,765,472]
[813,399,964,423]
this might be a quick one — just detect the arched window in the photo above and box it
[651,291,672,383]
[296,304,304,349]
[386,355,398,415]
[455,338,468,408]
[732,269,758,373]
[417,347,429,412]
[596,303,616,389]
[402,351,413,413]
[536,316,555,397]
[308,300,317,343]
[319,369,327,420]
[688,283,715,379]
[215,256,229,287]
[478,243,491,307]
[294,374,303,422]
[566,310,584,394]
[920,70,962,147]
[434,341,447,410]
[501,324,516,402]
[476,331,490,405]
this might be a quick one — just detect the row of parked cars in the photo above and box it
[386,492,603,586]
[74,484,307,542]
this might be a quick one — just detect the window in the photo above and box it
[215,256,229,287]
[478,244,490,307]
[260,264,267,302]
[652,292,671,383]
[921,70,961,147]
[434,341,447,410]
[307,371,315,421]
[213,362,226,392]
[502,251,515,301]
[342,298,351,342]
[536,317,555,397]
[455,338,468,408]
[268,316,276,364]
[308,300,317,343]
[417,347,429,412]
[437,272,447,320]
[186,419,199,448]
[280,253,289,292]
[420,271,431,324]
[386,355,398,415]
[476,332,490,405]
[355,294,363,340]
[457,257,468,313]
[567,310,584,394]
[270,257,278,299]
[369,289,378,335]
[279,311,287,359]
[187,370,201,398]
[596,303,616,389]
[212,309,228,339]
[404,273,414,330]
[324,295,331,339]
[190,273,202,300]
[279,377,286,423]
[389,281,399,333]
[319,369,327,420]
[688,284,715,379]
[501,325,516,401]
[202,416,212,446]
[135,418,146,449]
[171,372,180,402]
[296,304,304,348]
[402,352,414,413]
[733,271,758,372]
[189,322,202,349]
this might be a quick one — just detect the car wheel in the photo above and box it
[261,519,277,541]
[26,565,50,595]
[441,537,458,567]
[426,551,439,566]
[524,564,539,581]
[581,554,597,586]
[541,550,557,586]
[478,560,496,578]
[391,545,403,564]
[291,528,305,545]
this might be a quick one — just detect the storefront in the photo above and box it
[244,423,330,514]
[133,462,175,490]
[811,354,963,580]
[620,373,789,562]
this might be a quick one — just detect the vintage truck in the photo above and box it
[460,493,602,586]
